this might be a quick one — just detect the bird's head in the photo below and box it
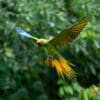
[36,39,49,47]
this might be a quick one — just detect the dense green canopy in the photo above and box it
[0,0,100,100]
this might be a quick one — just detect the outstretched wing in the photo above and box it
[16,27,33,38]
[49,17,88,49]
[16,27,39,40]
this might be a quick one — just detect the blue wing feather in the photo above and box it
[16,27,32,38]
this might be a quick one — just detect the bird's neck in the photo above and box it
[36,39,49,47]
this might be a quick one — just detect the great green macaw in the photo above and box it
[16,17,88,79]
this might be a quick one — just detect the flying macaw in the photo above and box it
[16,17,88,79]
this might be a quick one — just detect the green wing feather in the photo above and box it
[49,17,88,49]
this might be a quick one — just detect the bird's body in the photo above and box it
[16,17,88,79]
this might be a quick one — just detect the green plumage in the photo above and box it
[49,17,88,49]
[17,17,88,79]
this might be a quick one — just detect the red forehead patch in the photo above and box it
[37,42,44,47]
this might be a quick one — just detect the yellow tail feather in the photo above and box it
[47,55,76,79]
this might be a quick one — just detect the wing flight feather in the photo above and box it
[50,17,88,49]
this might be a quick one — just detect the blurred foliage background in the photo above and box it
[0,0,100,100]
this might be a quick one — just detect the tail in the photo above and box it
[47,54,76,79]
